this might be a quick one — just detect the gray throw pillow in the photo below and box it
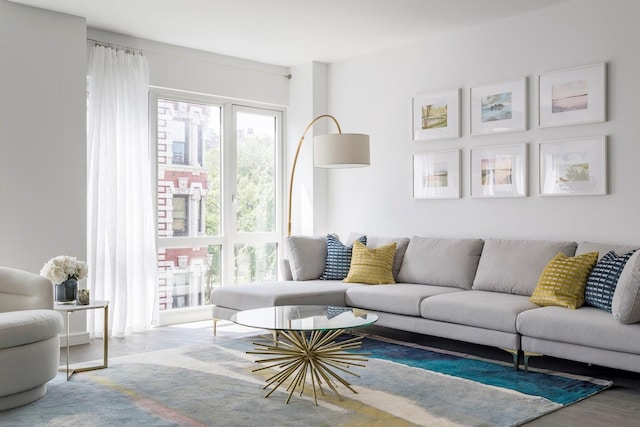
[612,251,640,324]
[285,235,328,281]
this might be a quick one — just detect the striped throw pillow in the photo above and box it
[585,250,636,312]
[320,234,366,280]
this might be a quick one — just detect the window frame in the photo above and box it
[149,88,285,325]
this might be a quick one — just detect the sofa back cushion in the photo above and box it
[285,235,327,281]
[1,267,56,312]
[397,237,484,289]
[472,239,577,296]
[576,242,639,260]
[346,233,410,280]
[612,250,640,324]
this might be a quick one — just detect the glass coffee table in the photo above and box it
[231,305,378,405]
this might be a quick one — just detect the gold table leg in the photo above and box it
[248,329,370,405]
[61,305,109,381]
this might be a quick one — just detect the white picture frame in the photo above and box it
[539,136,607,196]
[470,77,527,135]
[470,143,528,198]
[413,149,461,199]
[538,62,606,128]
[412,89,461,141]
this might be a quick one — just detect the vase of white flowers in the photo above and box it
[40,255,88,303]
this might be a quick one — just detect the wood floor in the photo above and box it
[62,321,640,426]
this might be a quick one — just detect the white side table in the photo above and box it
[54,300,109,381]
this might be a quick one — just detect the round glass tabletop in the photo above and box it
[231,305,378,331]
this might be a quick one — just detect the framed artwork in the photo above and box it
[538,62,606,128]
[470,77,527,135]
[539,136,607,196]
[413,149,461,199]
[470,143,528,198]
[412,89,460,141]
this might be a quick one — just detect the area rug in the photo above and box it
[0,334,611,427]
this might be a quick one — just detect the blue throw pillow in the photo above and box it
[585,250,636,312]
[320,234,366,280]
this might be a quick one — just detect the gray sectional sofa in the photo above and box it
[211,234,640,373]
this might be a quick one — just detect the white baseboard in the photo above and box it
[158,305,211,326]
[58,331,90,347]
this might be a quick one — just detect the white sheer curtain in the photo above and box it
[87,44,158,338]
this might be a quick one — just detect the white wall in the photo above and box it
[0,1,87,344]
[287,62,331,236]
[88,29,289,107]
[325,0,640,245]
[0,1,87,274]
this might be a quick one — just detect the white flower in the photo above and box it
[40,255,88,284]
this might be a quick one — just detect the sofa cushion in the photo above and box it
[576,242,639,260]
[585,250,636,312]
[472,239,577,296]
[0,310,63,350]
[285,235,327,281]
[211,280,360,311]
[421,291,539,333]
[517,306,640,355]
[344,241,396,285]
[612,251,640,324]
[320,235,366,280]
[347,233,410,280]
[530,252,598,309]
[397,237,484,289]
[345,283,464,316]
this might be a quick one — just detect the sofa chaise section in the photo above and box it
[211,280,361,333]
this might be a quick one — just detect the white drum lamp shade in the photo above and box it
[314,133,370,168]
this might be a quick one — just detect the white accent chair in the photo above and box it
[0,267,63,411]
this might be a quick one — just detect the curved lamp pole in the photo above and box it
[287,115,369,236]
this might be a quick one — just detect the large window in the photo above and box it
[153,92,282,323]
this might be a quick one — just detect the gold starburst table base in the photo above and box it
[248,329,370,405]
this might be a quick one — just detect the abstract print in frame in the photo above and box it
[538,62,606,128]
[470,77,527,135]
[413,149,460,199]
[412,89,460,141]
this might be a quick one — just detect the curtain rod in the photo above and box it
[87,38,291,80]
[88,38,144,55]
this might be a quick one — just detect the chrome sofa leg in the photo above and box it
[213,318,218,336]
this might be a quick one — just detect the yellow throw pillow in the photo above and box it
[344,241,397,285]
[530,252,599,309]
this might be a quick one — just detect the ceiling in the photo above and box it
[10,0,569,67]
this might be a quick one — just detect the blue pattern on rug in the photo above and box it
[0,333,612,427]
[358,337,609,405]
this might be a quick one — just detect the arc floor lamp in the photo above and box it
[287,114,370,236]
